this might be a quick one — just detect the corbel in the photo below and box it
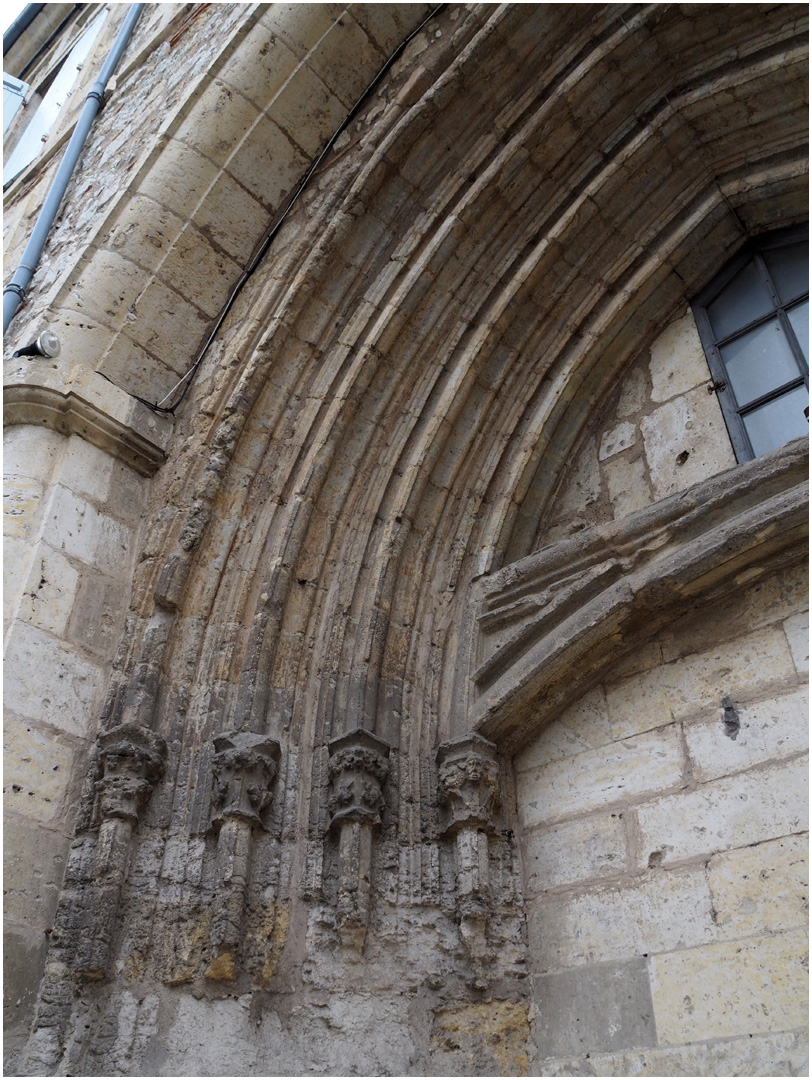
[205,731,280,980]
[75,723,167,980]
[437,733,500,976]
[327,728,390,951]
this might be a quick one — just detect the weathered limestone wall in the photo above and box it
[3,426,150,1051]
[3,4,434,1064]
[4,4,807,1075]
[544,307,737,543]
[515,561,809,1075]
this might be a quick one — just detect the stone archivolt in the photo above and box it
[6,3,808,1074]
[463,438,809,752]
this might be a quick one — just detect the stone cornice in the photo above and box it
[3,373,171,475]
[459,438,809,754]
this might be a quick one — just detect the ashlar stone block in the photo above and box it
[783,610,809,673]
[649,928,809,1044]
[41,485,133,578]
[549,435,602,516]
[305,15,386,109]
[598,421,636,461]
[155,224,242,319]
[517,724,683,830]
[537,1029,809,1076]
[3,927,49,1062]
[352,5,433,56]
[139,141,220,221]
[605,624,796,740]
[532,958,656,1058]
[640,384,735,500]
[67,571,131,659]
[615,363,647,418]
[65,249,147,330]
[4,474,44,541]
[4,621,103,737]
[3,718,79,825]
[212,133,298,238]
[635,754,808,868]
[605,455,651,519]
[269,62,347,158]
[522,812,627,896]
[58,436,114,504]
[514,686,612,774]
[4,535,33,631]
[685,685,809,782]
[708,833,808,939]
[106,193,184,270]
[3,425,64,484]
[649,309,710,402]
[3,815,67,930]
[660,560,808,662]
[527,867,716,972]
[173,77,261,169]
[219,24,300,106]
[127,278,212,373]
[271,3,346,60]
[18,544,80,638]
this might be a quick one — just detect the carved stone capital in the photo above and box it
[437,734,499,835]
[211,731,281,827]
[95,724,167,825]
[327,729,390,829]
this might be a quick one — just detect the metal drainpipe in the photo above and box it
[3,4,45,55]
[3,3,144,334]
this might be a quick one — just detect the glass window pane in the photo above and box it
[719,317,800,406]
[707,260,773,340]
[763,242,809,304]
[743,385,809,457]
[3,11,106,186]
[787,300,808,364]
[3,73,29,134]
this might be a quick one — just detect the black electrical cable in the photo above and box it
[132,3,447,416]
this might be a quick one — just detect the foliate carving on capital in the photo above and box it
[95,724,168,825]
[327,729,390,829]
[211,731,281,828]
[437,734,500,835]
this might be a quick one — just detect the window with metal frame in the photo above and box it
[3,72,29,134]
[2,7,106,187]
[692,224,809,462]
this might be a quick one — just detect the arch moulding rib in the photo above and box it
[454,438,809,755]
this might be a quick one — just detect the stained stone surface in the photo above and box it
[3,2,808,1075]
